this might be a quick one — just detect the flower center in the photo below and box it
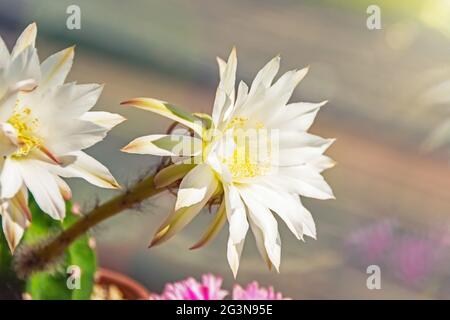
[7,107,41,158]
[222,117,272,180]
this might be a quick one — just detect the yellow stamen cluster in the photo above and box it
[222,117,272,180]
[7,107,41,158]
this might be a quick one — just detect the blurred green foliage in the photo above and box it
[0,197,97,300]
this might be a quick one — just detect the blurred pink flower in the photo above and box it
[346,220,394,263]
[232,281,288,300]
[149,274,288,300]
[149,274,228,300]
[389,237,439,286]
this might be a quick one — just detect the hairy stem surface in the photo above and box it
[17,175,165,277]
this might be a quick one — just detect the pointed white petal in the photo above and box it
[190,200,227,250]
[212,48,237,125]
[150,170,218,246]
[277,165,335,200]
[249,55,280,96]
[11,23,37,59]
[0,123,19,157]
[54,175,72,201]
[0,185,30,253]
[18,160,66,220]
[39,46,75,90]
[233,81,249,112]
[268,101,327,131]
[268,67,309,107]
[309,155,336,172]
[216,57,226,78]
[80,111,125,130]
[6,46,40,87]
[224,184,249,245]
[227,235,245,278]
[49,151,120,189]
[0,158,23,199]
[122,134,201,157]
[240,189,281,271]
[1,202,26,253]
[248,216,273,270]
[27,82,103,122]
[11,185,31,221]
[239,67,309,120]
[175,164,216,210]
[176,187,207,211]
[44,119,108,155]
[0,35,10,69]
[154,163,196,188]
[244,183,317,240]
[121,98,202,135]
[278,136,335,166]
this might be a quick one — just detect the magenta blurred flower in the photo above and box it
[149,274,288,300]
[149,274,228,300]
[346,220,450,289]
[389,237,440,286]
[232,281,287,300]
[346,220,394,263]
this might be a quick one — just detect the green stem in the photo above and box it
[18,174,165,277]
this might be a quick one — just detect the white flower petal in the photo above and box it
[268,101,327,131]
[278,137,335,166]
[249,55,280,96]
[122,134,201,156]
[224,184,249,245]
[6,46,40,87]
[0,35,10,69]
[176,188,207,211]
[121,98,202,135]
[25,82,103,123]
[0,123,19,156]
[0,187,31,253]
[0,158,23,199]
[190,200,227,250]
[19,160,66,220]
[50,151,119,189]
[244,183,317,240]
[240,189,281,271]
[54,175,72,201]
[232,81,249,114]
[43,119,108,155]
[150,167,218,247]
[175,164,216,210]
[212,48,237,125]
[216,57,227,78]
[239,67,308,121]
[80,111,125,130]
[248,216,272,269]
[1,202,27,253]
[227,235,245,278]
[39,46,74,91]
[277,165,335,200]
[268,67,309,107]
[11,185,31,221]
[154,163,196,188]
[11,23,37,59]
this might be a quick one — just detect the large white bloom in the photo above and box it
[0,23,124,252]
[122,48,335,276]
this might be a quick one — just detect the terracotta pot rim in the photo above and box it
[96,268,150,300]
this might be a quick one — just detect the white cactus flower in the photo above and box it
[122,48,335,277]
[0,23,124,252]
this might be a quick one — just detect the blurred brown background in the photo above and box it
[1,0,450,299]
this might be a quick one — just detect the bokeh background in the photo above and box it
[1,0,450,299]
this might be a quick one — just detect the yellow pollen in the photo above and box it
[222,117,272,180]
[7,107,41,158]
